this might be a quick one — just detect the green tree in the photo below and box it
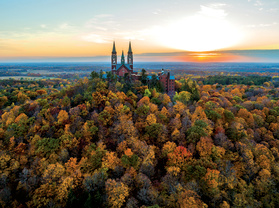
[140,69,148,85]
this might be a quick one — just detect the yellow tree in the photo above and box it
[15,113,28,124]
[146,114,157,125]
[137,96,150,107]
[169,114,182,132]
[191,106,207,123]
[17,91,29,103]
[0,96,8,108]
[237,108,254,128]
[171,128,180,141]
[105,179,129,208]
[161,93,171,106]
[162,141,177,157]
[56,177,74,206]
[57,110,69,124]
[29,183,56,208]
[196,137,214,158]
[43,163,65,183]
[102,151,120,171]
[177,189,207,208]
[202,168,220,197]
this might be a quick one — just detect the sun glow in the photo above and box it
[156,14,244,52]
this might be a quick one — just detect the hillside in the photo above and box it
[0,72,279,208]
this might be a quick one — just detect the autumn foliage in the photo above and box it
[0,74,279,207]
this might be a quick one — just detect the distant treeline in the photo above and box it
[201,75,271,85]
[0,65,108,72]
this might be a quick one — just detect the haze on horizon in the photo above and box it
[0,0,279,62]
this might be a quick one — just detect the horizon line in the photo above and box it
[1,49,279,63]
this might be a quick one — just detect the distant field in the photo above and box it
[28,70,90,75]
[0,62,279,79]
[0,76,51,80]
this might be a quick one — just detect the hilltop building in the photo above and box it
[111,41,134,76]
[158,69,175,93]
[111,41,175,94]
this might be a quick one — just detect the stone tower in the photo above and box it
[111,41,117,70]
[127,41,133,69]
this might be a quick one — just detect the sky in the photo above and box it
[0,0,279,62]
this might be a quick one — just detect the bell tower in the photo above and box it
[127,41,133,70]
[111,41,117,71]
[121,50,125,65]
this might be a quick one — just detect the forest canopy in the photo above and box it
[0,72,279,208]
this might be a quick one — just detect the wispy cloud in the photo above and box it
[84,14,117,30]
[248,0,278,12]
[199,4,228,18]
[152,9,161,15]
[254,0,263,7]
[268,8,279,12]
[80,14,149,43]
[81,34,111,43]
[247,22,278,28]
[59,23,74,30]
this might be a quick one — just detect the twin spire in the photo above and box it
[112,41,116,53]
[112,41,133,66]
[111,41,134,72]
[121,50,125,64]
[128,41,132,53]
[112,41,132,54]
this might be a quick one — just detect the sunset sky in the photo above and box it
[0,0,279,62]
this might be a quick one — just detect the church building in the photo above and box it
[111,41,135,76]
[111,41,175,94]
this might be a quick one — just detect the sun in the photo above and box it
[156,15,243,52]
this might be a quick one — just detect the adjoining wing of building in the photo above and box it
[111,41,175,95]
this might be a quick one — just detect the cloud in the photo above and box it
[247,0,263,6]
[84,14,117,30]
[94,14,113,18]
[59,23,73,30]
[40,24,47,29]
[247,22,278,28]
[94,26,108,31]
[199,4,228,18]
[152,9,161,15]
[254,0,263,7]
[81,28,149,44]
[80,14,149,43]
[268,8,279,12]
[81,34,111,43]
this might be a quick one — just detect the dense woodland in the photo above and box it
[0,71,279,208]
[200,75,271,86]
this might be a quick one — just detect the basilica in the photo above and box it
[111,41,135,77]
[111,41,175,94]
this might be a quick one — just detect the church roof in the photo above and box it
[116,64,132,71]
